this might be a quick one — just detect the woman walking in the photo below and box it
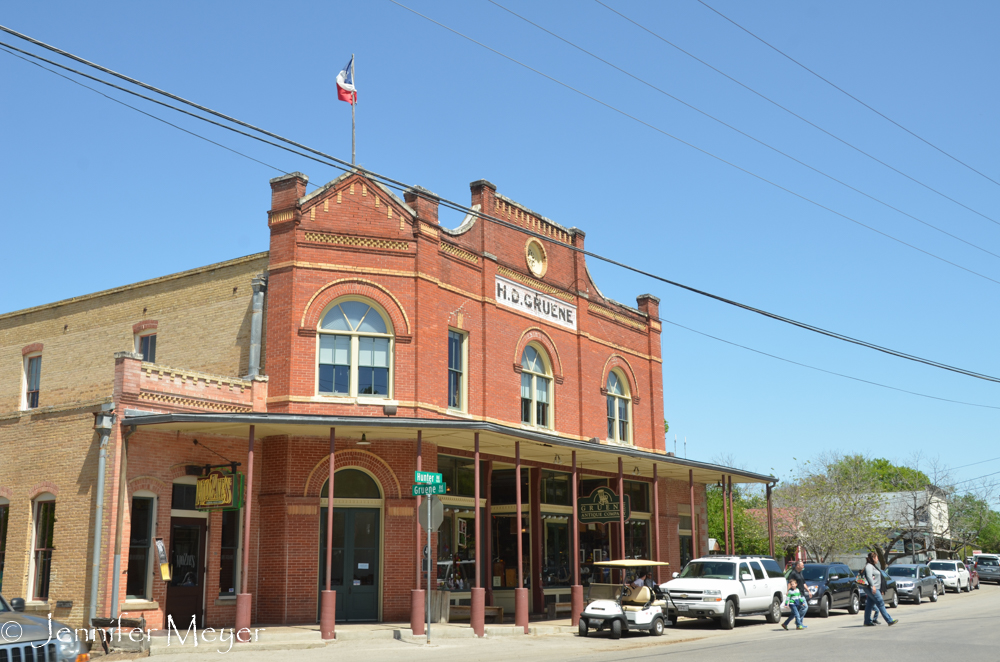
[862,553,898,627]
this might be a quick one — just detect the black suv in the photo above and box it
[800,563,860,617]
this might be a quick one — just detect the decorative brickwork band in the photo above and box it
[303,450,402,500]
[439,242,480,264]
[132,320,158,334]
[302,232,409,252]
[22,342,43,356]
[588,302,647,332]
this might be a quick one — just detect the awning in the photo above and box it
[121,410,775,485]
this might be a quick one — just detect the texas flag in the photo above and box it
[336,56,357,105]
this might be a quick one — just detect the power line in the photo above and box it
[383,2,1000,288]
[592,0,1000,230]
[487,0,1000,263]
[949,455,1000,473]
[661,317,1000,410]
[694,0,1000,190]
[5,29,1000,387]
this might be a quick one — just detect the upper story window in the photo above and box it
[606,371,631,443]
[448,330,466,411]
[520,345,552,428]
[24,354,42,409]
[318,300,393,398]
[136,333,157,362]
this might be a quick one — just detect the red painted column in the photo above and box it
[235,425,255,643]
[485,460,493,607]
[514,442,528,633]
[570,451,582,626]
[720,474,733,555]
[618,458,625,582]
[727,476,735,555]
[471,433,485,637]
[689,469,697,560]
[530,466,543,613]
[653,464,661,583]
[320,428,336,640]
[412,431,425,636]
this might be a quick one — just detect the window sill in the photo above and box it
[446,408,472,419]
[122,599,159,611]
[214,597,238,606]
[24,601,50,612]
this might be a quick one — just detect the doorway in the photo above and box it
[164,517,206,628]
[319,508,380,621]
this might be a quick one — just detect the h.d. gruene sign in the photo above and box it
[577,486,631,524]
[495,276,577,330]
[196,470,244,511]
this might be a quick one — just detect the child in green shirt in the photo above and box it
[782,579,808,630]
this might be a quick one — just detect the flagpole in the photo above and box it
[351,53,356,165]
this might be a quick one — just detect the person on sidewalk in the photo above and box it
[782,579,808,630]
[786,560,812,601]
[862,553,897,627]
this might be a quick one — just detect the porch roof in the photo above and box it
[121,410,775,485]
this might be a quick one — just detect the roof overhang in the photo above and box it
[121,410,776,485]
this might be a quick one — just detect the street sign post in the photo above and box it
[412,484,446,496]
[415,471,443,485]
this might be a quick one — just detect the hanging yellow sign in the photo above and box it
[195,470,243,510]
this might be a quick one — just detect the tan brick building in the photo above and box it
[0,170,773,633]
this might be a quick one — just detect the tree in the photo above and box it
[976,510,1000,553]
[706,483,769,555]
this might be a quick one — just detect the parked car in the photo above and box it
[966,563,980,590]
[886,564,939,604]
[800,563,860,617]
[857,568,899,609]
[928,559,972,592]
[662,556,787,630]
[0,593,89,661]
[974,554,1000,584]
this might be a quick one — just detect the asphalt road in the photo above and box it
[150,582,1000,661]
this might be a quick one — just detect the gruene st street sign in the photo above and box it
[413,483,446,496]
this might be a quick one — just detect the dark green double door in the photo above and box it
[319,508,379,622]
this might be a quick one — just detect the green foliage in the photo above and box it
[976,510,1000,553]
[706,485,769,556]
[829,455,930,492]
[664,419,669,436]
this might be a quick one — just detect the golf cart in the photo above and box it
[579,559,672,639]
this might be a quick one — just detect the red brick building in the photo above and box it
[0,170,773,632]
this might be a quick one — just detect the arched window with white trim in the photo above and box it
[318,299,393,397]
[520,345,552,428]
[606,370,631,443]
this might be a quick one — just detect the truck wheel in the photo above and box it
[930,587,938,602]
[650,617,664,637]
[578,619,588,637]
[720,600,735,630]
[611,619,622,640]
[848,591,860,614]
[765,596,781,623]
[819,596,830,618]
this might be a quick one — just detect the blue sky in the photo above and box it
[2,1,998,494]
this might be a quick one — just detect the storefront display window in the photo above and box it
[491,514,529,588]
[438,455,476,498]
[579,521,611,585]
[624,480,649,513]
[579,478,607,499]
[541,471,570,506]
[491,469,529,505]
[625,519,649,559]
[437,508,477,590]
[219,509,240,596]
[541,516,571,587]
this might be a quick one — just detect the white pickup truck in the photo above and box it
[660,556,787,630]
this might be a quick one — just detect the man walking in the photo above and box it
[862,553,897,627]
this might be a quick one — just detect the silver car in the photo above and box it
[975,555,1000,584]
[0,595,89,661]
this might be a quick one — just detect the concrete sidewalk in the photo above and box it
[145,619,578,655]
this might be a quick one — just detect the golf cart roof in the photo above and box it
[593,559,670,567]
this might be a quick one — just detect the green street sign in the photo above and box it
[413,483,447,496]
[415,471,444,485]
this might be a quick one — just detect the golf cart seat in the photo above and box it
[621,586,651,611]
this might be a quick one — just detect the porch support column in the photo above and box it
[530,464,543,614]
[689,469,697,560]
[412,430,425,636]
[617,458,625,582]
[320,428,336,640]
[721,474,729,555]
[235,425,255,643]
[485,460,493,607]
[471,433,485,637]
[653,464,661,583]
[570,451,582,626]
[766,483,775,558]
[514,441,528,633]
[727,475,735,555]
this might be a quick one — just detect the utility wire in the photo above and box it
[5,19,1000,288]
[5,29,1000,386]
[694,0,1000,190]
[593,0,1000,229]
[949,455,1000,473]
[384,2,1000,288]
[661,317,1000,411]
[488,0,1000,262]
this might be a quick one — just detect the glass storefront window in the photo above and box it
[541,516,571,587]
[541,471,570,506]
[491,514,529,588]
[625,519,649,559]
[624,481,649,512]
[438,456,476,498]
[491,469,530,505]
[579,478,607,499]
[579,521,612,586]
[437,511,477,590]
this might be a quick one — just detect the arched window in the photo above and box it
[318,299,393,397]
[606,371,631,443]
[520,345,552,428]
[321,469,382,499]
